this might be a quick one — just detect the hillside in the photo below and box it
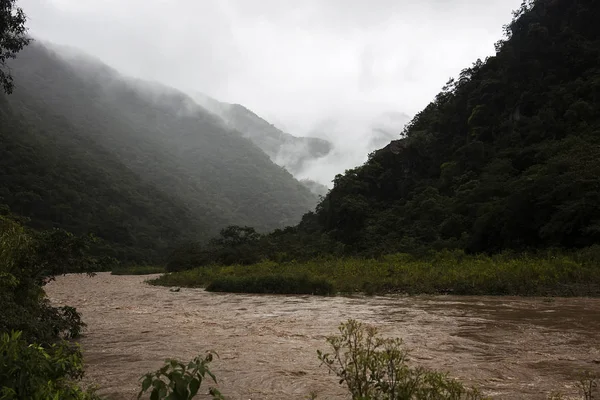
[0,95,203,261]
[192,92,333,177]
[311,0,600,255]
[1,42,318,260]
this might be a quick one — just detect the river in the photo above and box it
[46,273,600,399]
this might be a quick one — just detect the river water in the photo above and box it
[46,273,600,399]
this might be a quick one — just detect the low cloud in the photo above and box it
[19,0,523,185]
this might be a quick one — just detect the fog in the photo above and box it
[19,0,523,185]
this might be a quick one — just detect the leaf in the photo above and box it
[189,377,200,397]
[141,376,152,392]
[207,370,217,383]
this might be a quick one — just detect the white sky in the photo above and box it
[18,0,523,184]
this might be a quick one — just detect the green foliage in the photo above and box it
[0,215,92,344]
[111,265,165,275]
[210,225,261,247]
[0,331,99,400]
[0,0,31,94]
[138,353,224,400]
[206,274,334,295]
[317,320,485,400]
[152,250,600,297]
[166,217,342,272]
[167,226,264,271]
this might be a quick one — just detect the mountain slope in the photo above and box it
[1,42,318,259]
[311,0,600,254]
[0,94,202,261]
[192,92,332,176]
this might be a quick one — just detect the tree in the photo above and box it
[1,0,31,94]
[210,225,261,247]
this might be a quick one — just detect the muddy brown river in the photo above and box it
[46,273,600,399]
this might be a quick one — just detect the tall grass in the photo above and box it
[206,275,334,295]
[149,250,600,296]
[111,265,165,276]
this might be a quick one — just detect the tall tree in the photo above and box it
[0,0,30,94]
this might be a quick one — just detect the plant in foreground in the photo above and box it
[138,353,224,400]
[317,319,486,400]
[0,331,99,400]
[578,371,598,400]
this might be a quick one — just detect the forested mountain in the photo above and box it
[0,42,317,260]
[311,0,600,255]
[192,92,333,177]
[0,94,201,261]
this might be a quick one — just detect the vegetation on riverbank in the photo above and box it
[0,214,100,398]
[150,249,600,296]
[111,265,165,275]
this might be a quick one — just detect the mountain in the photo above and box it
[192,92,333,177]
[308,0,600,255]
[1,42,318,260]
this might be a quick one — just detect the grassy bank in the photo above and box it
[111,265,165,275]
[149,250,600,296]
[207,274,334,295]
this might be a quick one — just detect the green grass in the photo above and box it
[206,275,334,295]
[148,250,600,296]
[111,265,165,275]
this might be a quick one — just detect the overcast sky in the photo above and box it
[19,0,522,184]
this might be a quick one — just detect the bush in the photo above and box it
[317,320,486,400]
[111,265,165,275]
[0,331,98,399]
[138,353,224,400]
[0,216,89,344]
[152,251,600,297]
[206,274,334,295]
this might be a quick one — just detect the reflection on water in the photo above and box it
[47,273,600,399]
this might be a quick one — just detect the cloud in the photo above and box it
[18,0,523,185]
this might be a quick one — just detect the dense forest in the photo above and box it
[0,43,319,261]
[169,0,600,268]
[314,0,600,255]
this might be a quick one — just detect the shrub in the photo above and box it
[206,274,334,295]
[138,353,224,400]
[0,331,99,400]
[111,265,165,275]
[317,320,486,400]
[0,216,88,344]
[153,251,600,297]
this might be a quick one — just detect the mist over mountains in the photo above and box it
[0,37,415,263]
[0,41,322,260]
[192,92,411,189]
[191,92,334,180]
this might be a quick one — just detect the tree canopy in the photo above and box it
[0,0,30,94]
[312,0,600,255]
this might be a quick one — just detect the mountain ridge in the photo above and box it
[191,92,333,179]
[1,41,319,260]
